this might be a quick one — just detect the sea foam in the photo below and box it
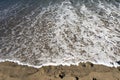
[0,0,120,68]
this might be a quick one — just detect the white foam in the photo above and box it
[0,0,120,68]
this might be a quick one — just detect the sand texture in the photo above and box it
[0,62,120,80]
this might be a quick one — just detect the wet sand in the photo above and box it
[0,61,120,80]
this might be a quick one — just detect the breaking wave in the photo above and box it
[0,0,120,68]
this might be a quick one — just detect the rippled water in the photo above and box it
[0,0,120,68]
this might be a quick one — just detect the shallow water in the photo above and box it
[0,0,120,68]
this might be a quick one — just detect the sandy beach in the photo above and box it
[0,1,120,80]
[0,61,120,80]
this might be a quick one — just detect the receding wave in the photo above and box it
[0,0,120,68]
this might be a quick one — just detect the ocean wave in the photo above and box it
[0,0,120,68]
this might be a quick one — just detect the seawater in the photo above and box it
[0,0,120,68]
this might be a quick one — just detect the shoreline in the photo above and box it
[0,61,120,80]
[0,59,120,69]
